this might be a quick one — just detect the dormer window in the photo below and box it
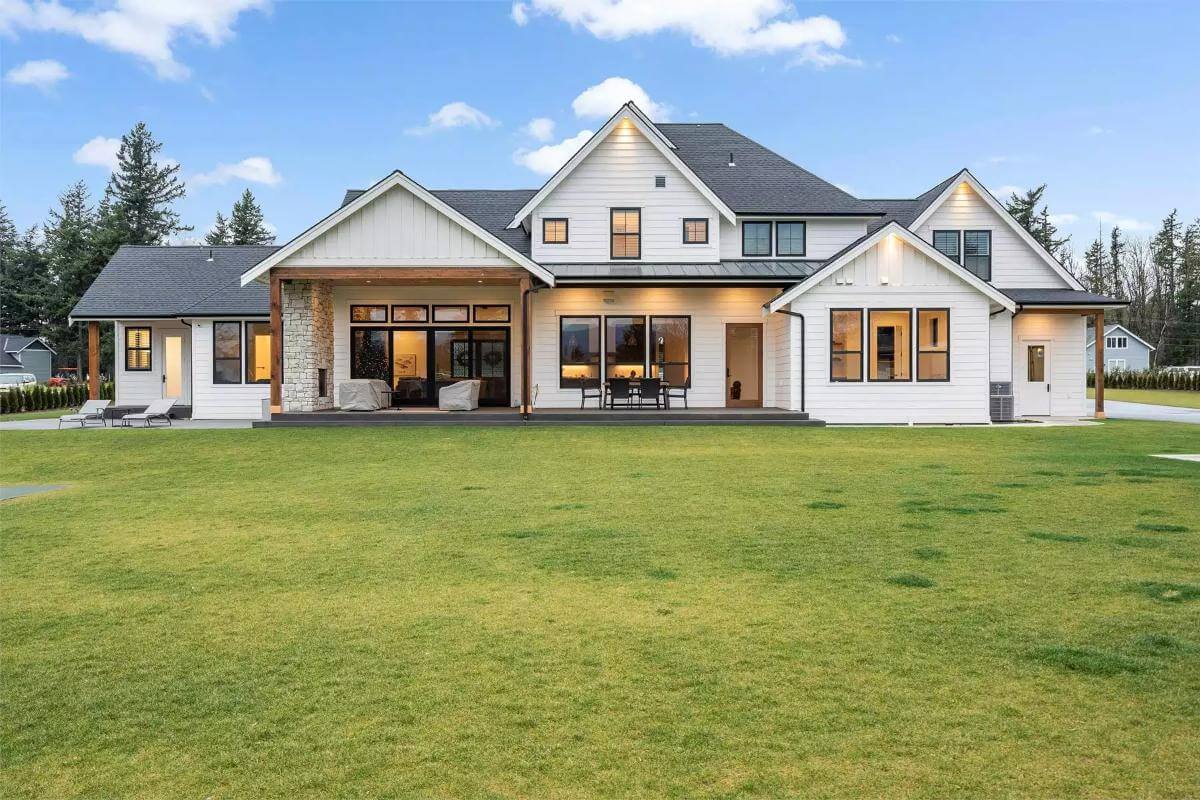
[543,218,568,244]
[611,208,641,259]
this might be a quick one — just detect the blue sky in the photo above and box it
[2,1,1197,256]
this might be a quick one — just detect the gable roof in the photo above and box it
[862,173,960,233]
[765,222,1017,313]
[507,102,737,229]
[243,171,554,286]
[340,188,535,256]
[2,334,55,355]
[1087,323,1155,351]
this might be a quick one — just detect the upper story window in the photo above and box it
[682,218,709,244]
[932,230,961,263]
[543,217,568,244]
[611,208,641,259]
[1106,335,1128,349]
[742,221,772,257]
[776,222,806,256]
[963,230,992,280]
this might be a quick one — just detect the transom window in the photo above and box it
[963,230,992,280]
[351,305,387,323]
[124,327,151,371]
[775,221,806,256]
[829,310,863,382]
[932,230,961,263]
[611,208,641,259]
[543,217,568,244]
[391,305,429,323]
[742,221,772,256]
[682,218,709,244]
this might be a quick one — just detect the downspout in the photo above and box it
[520,282,543,420]
[768,307,805,414]
[179,318,193,417]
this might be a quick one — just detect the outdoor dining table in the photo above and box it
[603,378,672,409]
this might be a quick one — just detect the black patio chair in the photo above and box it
[607,378,634,408]
[665,383,688,409]
[579,378,603,409]
[636,377,662,409]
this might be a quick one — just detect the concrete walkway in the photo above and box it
[0,418,253,431]
[1105,400,1200,425]
[0,484,69,501]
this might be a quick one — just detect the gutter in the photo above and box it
[765,307,806,413]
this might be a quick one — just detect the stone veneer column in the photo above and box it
[282,280,335,412]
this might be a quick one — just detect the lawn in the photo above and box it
[2,422,1198,799]
[1088,387,1200,409]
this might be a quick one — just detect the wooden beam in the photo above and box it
[87,321,100,400]
[1094,310,1105,419]
[272,267,529,284]
[270,274,282,413]
[520,276,532,417]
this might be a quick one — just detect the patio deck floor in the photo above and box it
[253,406,823,427]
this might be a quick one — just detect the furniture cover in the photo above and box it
[439,379,481,411]
[338,379,390,411]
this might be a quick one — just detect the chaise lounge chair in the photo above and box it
[58,399,111,429]
[118,398,176,428]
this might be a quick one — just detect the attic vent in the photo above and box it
[654,175,666,188]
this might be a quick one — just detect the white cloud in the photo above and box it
[199,85,215,103]
[1086,125,1111,136]
[4,58,69,90]
[1092,211,1153,232]
[787,46,862,69]
[572,76,669,120]
[513,129,593,175]
[191,156,282,186]
[885,33,902,44]
[834,183,858,196]
[73,136,121,170]
[406,101,499,135]
[523,116,556,142]
[1047,213,1079,225]
[991,185,1025,199]
[513,0,857,66]
[0,0,269,81]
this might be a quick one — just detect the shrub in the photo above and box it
[1088,369,1200,391]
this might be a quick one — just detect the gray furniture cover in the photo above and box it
[439,379,481,411]
[338,379,390,411]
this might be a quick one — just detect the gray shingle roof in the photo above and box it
[1,350,23,367]
[543,260,821,281]
[2,334,53,354]
[71,245,278,319]
[1001,288,1128,306]
[863,173,960,232]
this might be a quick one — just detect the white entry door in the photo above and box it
[1019,340,1051,415]
[162,331,191,403]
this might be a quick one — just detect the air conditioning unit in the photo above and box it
[989,381,1013,422]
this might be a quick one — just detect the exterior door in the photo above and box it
[1019,340,1051,415]
[725,323,763,408]
[162,331,190,403]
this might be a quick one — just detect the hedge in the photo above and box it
[1087,369,1200,391]
[0,382,114,415]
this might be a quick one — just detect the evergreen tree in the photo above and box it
[0,204,52,334]
[1005,185,1070,257]
[1108,226,1125,299]
[206,211,231,245]
[1082,238,1107,295]
[43,182,101,379]
[100,122,188,246]
[1175,219,1200,365]
[1149,210,1183,361]
[228,189,274,245]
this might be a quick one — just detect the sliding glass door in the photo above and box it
[351,327,510,406]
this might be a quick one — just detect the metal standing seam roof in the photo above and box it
[543,260,823,280]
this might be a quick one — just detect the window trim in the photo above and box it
[542,217,569,245]
[916,308,951,383]
[932,230,962,264]
[604,315,649,380]
[963,229,992,280]
[829,308,864,383]
[682,218,709,245]
[473,304,511,323]
[350,304,388,323]
[391,304,429,323]
[742,221,773,257]
[649,315,692,388]
[213,320,243,385]
[432,304,470,323]
[610,207,641,260]
[244,321,273,384]
[559,315,602,389]
[775,221,807,257]
[867,308,914,383]
[124,326,152,372]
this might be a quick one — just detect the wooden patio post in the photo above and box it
[270,272,282,413]
[520,276,532,417]
[87,321,100,400]
[1094,309,1105,419]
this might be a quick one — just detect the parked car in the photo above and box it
[0,372,37,392]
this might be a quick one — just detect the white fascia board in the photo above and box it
[766,222,1017,313]
[241,171,554,287]
[908,169,1085,291]
[506,102,736,229]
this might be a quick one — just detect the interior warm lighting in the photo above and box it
[560,365,593,380]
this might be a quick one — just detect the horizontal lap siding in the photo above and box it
[990,311,1013,382]
[718,218,868,260]
[115,320,177,407]
[190,320,270,419]
[1013,313,1088,417]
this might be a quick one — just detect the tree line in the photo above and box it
[0,122,274,378]
[1004,187,1200,366]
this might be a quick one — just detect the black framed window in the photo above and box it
[682,218,708,244]
[605,316,646,379]
[776,221,806,256]
[474,305,510,323]
[963,230,992,280]
[433,305,469,323]
[351,304,387,323]
[543,218,568,244]
[244,322,272,384]
[560,316,601,388]
[830,309,863,382]
[932,230,961,263]
[391,305,429,323]
[213,321,242,385]
[611,208,641,259]
[650,316,690,387]
[742,221,772,256]
[916,309,950,381]
[868,309,912,381]
[124,326,152,371]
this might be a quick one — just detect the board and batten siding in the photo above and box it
[530,120,721,264]
[990,311,1013,383]
[914,183,1069,289]
[1012,312,1088,417]
[530,287,778,409]
[718,218,868,260]
[279,185,512,267]
[114,320,186,407]
[189,319,270,419]
[786,235,993,423]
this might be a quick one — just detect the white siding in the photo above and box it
[1012,312,1088,417]
[530,287,778,408]
[915,182,1070,288]
[787,235,993,423]
[718,218,869,260]
[530,120,722,264]
[990,311,1013,382]
[189,319,271,419]
[114,320,186,407]
[279,185,511,267]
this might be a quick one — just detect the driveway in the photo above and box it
[1105,400,1200,424]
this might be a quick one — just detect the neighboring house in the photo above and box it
[0,334,55,383]
[72,102,1125,423]
[1086,324,1155,371]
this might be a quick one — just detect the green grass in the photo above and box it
[2,420,1199,798]
[1088,387,1200,408]
[0,409,72,421]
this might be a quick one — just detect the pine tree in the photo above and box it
[206,211,231,245]
[228,189,274,245]
[43,182,102,379]
[1108,226,1125,298]
[0,204,52,334]
[1149,210,1183,362]
[1175,219,1200,366]
[101,122,188,246]
[1004,185,1070,258]
[1082,238,1107,295]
